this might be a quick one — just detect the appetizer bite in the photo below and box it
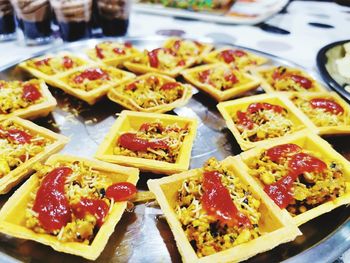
[203,47,268,69]
[256,66,326,92]
[162,37,213,63]
[52,66,135,105]
[0,117,68,194]
[217,93,314,150]
[96,110,197,175]
[107,73,193,113]
[86,41,141,67]
[238,131,350,226]
[148,157,301,263]
[182,63,260,101]
[0,155,139,260]
[0,79,56,120]
[289,92,350,134]
[124,47,196,77]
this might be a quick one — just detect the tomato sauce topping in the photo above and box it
[148,48,161,68]
[198,69,211,83]
[177,59,186,66]
[124,42,133,48]
[106,182,137,201]
[288,152,327,176]
[95,45,104,59]
[71,198,109,227]
[139,122,164,132]
[22,83,42,101]
[34,58,50,66]
[310,98,344,115]
[264,174,295,209]
[113,47,126,55]
[160,82,180,91]
[224,72,238,84]
[202,171,251,227]
[220,49,247,64]
[118,133,169,152]
[33,167,72,231]
[7,129,32,144]
[266,143,301,163]
[73,68,109,84]
[247,102,284,114]
[290,74,312,89]
[125,82,138,91]
[62,56,73,69]
[236,111,254,130]
[173,40,181,51]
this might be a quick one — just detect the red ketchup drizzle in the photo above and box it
[7,129,32,144]
[148,48,160,68]
[173,40,181,51]
[62,56,73,69]
[288,152,327,176]
[310,98,344,115]
[201,171,251,227]
[95,45,104,59]
[224,72,238,83]
[160,82,180,91]
[106,182,137,201]
[266,143,301,163]
[73,68,109,84]
[290,74,312,89]
[198,69,211,83]
[125,82,137,91]
[139,122,164,132]
[247,102,284,114]
[177,60,186,66]
[236,111,254,130]
[220,49,247,64]
[264,174,296,209]
[124,42,133,48]
[22,84,42,101]
[113,47,126,55]
[34,58,50,66]
[71,198,109,227]
[118,133,168,152]
[32,167,72,231]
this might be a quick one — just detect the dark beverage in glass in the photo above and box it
[50,0,92,42]
[0,0,16,40]
[10,0,53,45]
[97,0,130,36]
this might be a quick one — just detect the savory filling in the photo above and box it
[175,158,261,257]
[25,161,136,244]
[214,49,260,68]
[26,55,85,75]
[163,39,207,59]
[291,95,350,127]
[247,143,349,216]
[62,67,126,91]
[90,41,137,60]
[195,66,249,91]
[0,119,50,178]
[262,66,317,91]
[115,75,187,108]
[115,120,189,163]
[233,102,294,142]
[0,79,44,114]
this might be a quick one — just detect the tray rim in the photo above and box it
[0,36,348,263]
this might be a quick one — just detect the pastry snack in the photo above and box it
[203,47,268,69]
[238,131,350,226]
[217,93,314,150]
[148,157,301,263]
[51,65,135,105]
[0,79,56,120]
[162,37,214,63]
[256,66,326,92]
[96,110,197,175]
[0,117,68,194]
[0,155,139,260]
[124,47,196,77]
[181,63,260,101]
[86,41,141,67]
[107,73,193,113]
[288,92,350,135]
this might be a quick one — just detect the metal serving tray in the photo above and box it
[0,37,349,263]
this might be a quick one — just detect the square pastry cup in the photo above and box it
[217,93,316,151]
[0,80,57,121]
[202,47,268,69]
[237,130,350,226]
[253,66,327,93]
[181,63,261,101]
[147,156,301,263]
[285,91,350,135]
[48,65,136,105]
[107,73,193,113]
[0,154,139,260]
[95,110,198,175]
[0,117,69,194]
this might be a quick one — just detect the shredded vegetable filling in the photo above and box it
[90,41,136,60]
[114,120,189,163]
[248,147,349,216]
[214,49,258,68]
[163,39,206,59]
[175,158,261,257]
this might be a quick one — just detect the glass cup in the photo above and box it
[97,0,130,36]
[50,0,93,42]
[0,0,16,41]
[10,0,53,45]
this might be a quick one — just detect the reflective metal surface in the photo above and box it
[0,37,349,263]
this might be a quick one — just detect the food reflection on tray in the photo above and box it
[0,37,349,262]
